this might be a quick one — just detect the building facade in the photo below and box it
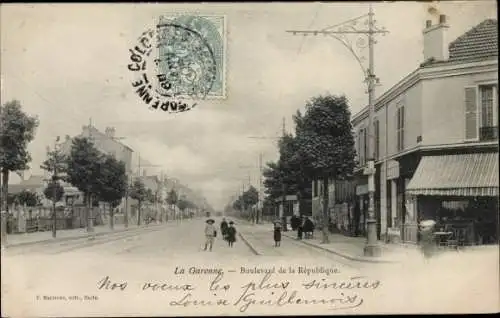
[60,125,134,176]
[351,16,498,244]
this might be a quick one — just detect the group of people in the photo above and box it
[290,215,315,240]
[203,218,237,251]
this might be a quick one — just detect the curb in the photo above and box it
[238,232,261,256]
[4,223,164,249]
[282,232,399,264]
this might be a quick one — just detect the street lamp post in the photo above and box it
[287,3,387,257]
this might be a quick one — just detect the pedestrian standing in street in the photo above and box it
[303,216,315,239]
[297,215,305,240]
[290,215,298,231]
[273,220,282,247]
[203,219,217,251]
[419,219,437,261]
[226,221,237,247]
[220,218,229,241]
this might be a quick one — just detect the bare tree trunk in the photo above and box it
[109,204,114,230]
[124,195,129,228]
[137,200,141,226]
[87,194,94,233]
[321,177,330,244]
[1,170,9,246]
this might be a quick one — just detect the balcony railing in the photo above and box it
[480,126,499,141]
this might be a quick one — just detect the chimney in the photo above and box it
[423,14,449,62]
[105,127,115,138]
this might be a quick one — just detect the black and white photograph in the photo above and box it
[1,1,498,316]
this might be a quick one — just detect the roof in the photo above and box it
[353,19,498,122]
[8,184,42,194]
[21,175,45,186]
[448,19,498,63]
[407,152,498,196]
[84,126,134,152]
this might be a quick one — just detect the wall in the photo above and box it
[422,69,498,146]
[383,82,423,157]
[81,127,133,174]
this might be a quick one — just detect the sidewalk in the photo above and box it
[236,219,421,263]
[242,220,499,263]
[5,222,161,248]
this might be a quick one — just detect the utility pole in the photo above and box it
[247,118,287,224]
[280,116,287,230]
[46,136,63,239]
[287,3,387,256]
[52,137,59,238]
[258,152,263,224]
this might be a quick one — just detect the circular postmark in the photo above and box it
[128,20,218,113]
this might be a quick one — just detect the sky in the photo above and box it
[1,1,497,210]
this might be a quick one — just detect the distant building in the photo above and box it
[8,174,82,207]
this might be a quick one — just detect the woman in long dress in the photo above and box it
[273,221,282,247]
[226,221,237,247]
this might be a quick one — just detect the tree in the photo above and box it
[166,189,178,219]
[6,191,40,207]
[17,190,41,207]
[65,137,103,231]
[263,132,311,221]
[145,188,155,204]
[263,161,282,204]
[96,154,127,230]
[0,100,39,241]
[177,198,188,214]
[232,196,243,211]
[294,94,356,244]
[43,180,65,203]
[243,186,259,207]
[129,179,147,225]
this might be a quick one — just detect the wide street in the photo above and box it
[3,217,498,316]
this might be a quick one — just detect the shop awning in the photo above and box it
[406,153,499,197]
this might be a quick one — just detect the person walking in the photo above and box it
[303,216,315,239]
[292,215,301,231]
[226,221,237,247]
[297,215,305,240]
[203,219,217,251]
[273,220,282,247]
[220,217,229,241]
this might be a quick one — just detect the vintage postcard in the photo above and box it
[1,1,498,317]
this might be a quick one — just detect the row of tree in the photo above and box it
[0,99,202,240]
[165,188,199,217]
[232,185,259,211]
[262,94,357,243]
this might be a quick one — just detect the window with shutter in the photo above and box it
[400,106,405,151]
[396,108,401,151]
[395,104,405,152]
[478,84,498,141]
[464,87,478,141]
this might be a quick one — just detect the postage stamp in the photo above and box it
[128,14,227,113]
